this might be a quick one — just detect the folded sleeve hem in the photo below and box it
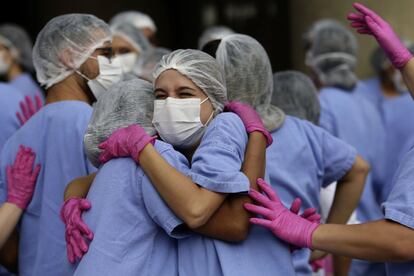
[189,172,250,193]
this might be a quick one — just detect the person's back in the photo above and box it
[0,83,24,151]
[10,73,43,100]
[75,140,189,276]
[319,82,385,222]
[0,100,94,275]
[267,116,356,275]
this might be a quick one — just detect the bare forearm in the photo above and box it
[333,256,352,276]
[326,156,368,224]
[64,173,97,201]
[0,203,22,249]
[139,145,225,228]
[401,58,414,99]
[312,220,414,261]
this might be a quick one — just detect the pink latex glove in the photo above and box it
[98,124,156,164]
[224,101,273,147]
[244,178,320,248]
[60,197,94,263]
[310,258,325,272]
[6,145,41,210]
[16,95,43,126]
[347,3,412,68]
[289,198,321,251]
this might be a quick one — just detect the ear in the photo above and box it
[58,48,77,69]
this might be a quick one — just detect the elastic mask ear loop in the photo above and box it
[75,55,98,82]
[200,97,214,126]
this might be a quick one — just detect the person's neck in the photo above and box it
[7,64,23,81]
[45,75,92,105]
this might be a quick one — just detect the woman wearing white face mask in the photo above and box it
[110,23,151,75]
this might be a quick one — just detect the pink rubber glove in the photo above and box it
[244,179,320,248]
[98,124,156,164]
[224,101,273,147]
[289,198,321,252]
[310,258,325,272]
[16,95,43,126]
[6,145,41,210]
[60,197,94,263]
[347,3,412,68]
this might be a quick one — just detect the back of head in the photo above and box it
[110,11,157,33]
[198,25,235,50]
[215,34,284,131]
[272,71,320,125]
[0,23,34,71]
[33,13,111,89]
[134,47,171,81]
[84,77,155,167]
[110,22,151,53]
[305,19,358,90]
[153,49,227,114]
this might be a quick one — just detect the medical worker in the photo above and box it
[110,11,158,45]
[110,22,151,74]
[0,13,122,276]
[0,24,43,100]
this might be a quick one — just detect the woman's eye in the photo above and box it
[180,92,194,98]
[155,94,167,99]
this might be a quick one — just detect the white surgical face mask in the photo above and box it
[113,52,138,74]
[152,97,214,149]
[77,55,123,100]
[0,51,10,75]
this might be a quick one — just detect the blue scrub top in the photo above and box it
[319,82,388,276]
[0,100,96,276]
[179,112,296,276]
[359,77,414,202]
[319,82,386,222]
[10,73,44,101]
[74,140,190,276]
[381,145,414,275]
[267,116,357,275]
[0,83,24,151]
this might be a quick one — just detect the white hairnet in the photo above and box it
[215,34,285,131]
[153,49,227,114]
[272,71,320,125]
[0,24,34,71]
[32,14,111,89]
[110,22,151,53]
[84,77,155,167]
[198,25,235,50]
[133,47,171,81]
[110,11,157,33]
[304,19,358,90]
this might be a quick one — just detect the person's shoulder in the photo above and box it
[211,112,245,132]
[45,100,93,123]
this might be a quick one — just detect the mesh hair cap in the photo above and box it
[216,34,285,131]
[153,49,227,114]
[84,77,155,167]
[32,14,111,88]
[272,71,320,125]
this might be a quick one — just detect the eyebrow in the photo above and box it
[177,86,196,91]
[154,88,167,93]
